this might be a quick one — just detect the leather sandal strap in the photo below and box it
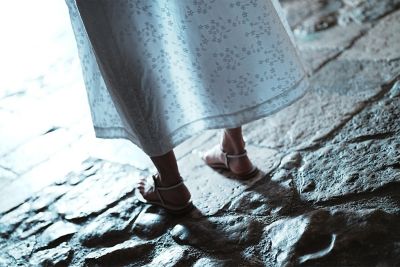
[152,174,185,191]
[225,150,248,158]
[219,146,248,169]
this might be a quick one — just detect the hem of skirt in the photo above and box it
[93,75,311,157]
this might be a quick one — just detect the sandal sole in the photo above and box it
[135,188,195,215]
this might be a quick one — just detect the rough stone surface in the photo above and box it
[255,209,400,266]
[78,197,142,247]
[37,221,79,249]
[244,58,398,152]
[341,9,400,63]
[179,145,280,215]
[16,211,57,239]
[170,216,263,252]
[31,185,70,211]
[29,242,72,266]
[1,1,399,266]
[0,202,31,237]
[53,161,141,220]
[85,239,155,266]
[339,0,400,24]
[145,246,190,267]
[296,137,400,202]
[131,210,169,240]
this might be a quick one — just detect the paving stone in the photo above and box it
[342,9,400,62]
[339,0,400,24]
[256,209,400,266]
[56,157,102,185]
[295,137,400,202]
[0,165,18,181]
[179,145,280,215]
[0,110,59,157]
[37,221,79,249]
[333,95,400,143]
[31,185,70,211]
[244,59,397,151]
[84,239,155,266]
[170,216,263,252]
[16,211,57,239]
[0,128,81,174]
[78,197,142,247]
[227,173,294,216]
[0,202,32,237]
[131,211,169,240]
[4,236,37,263]
[193,258,233,267]
[53,161,141,220]
[145,246,190,267]
[29,242,72,266]
[295,23,366,72]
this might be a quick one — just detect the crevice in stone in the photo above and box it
[296,75,400,151]
[346,132,395,143]
[42,127,61,135]
[312,29,368,74]
[311,181,400,208]
[0,165,19,176]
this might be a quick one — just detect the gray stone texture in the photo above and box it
[0,1,399,266]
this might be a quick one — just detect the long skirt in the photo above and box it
[65,0,310,157]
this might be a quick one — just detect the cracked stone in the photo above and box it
[78,197,142,247]
[29,242,72,266]
[295,137,400,202]
[85,239,155,266]
[16,211,57,239]
[295,19,366,72]
[37,221,79,249]
[256,209,400,266]
[180,145,279,215]
[339,0,400,24]
[342,9,400,62]
[131,211,168,240]
[0,166,18,181]
[244,58,395,151]
[31,185,70,211]
[333,95,400,143]
[0,202,31,237]
[53,161,141,220]
[389,80,400,98]
[145,246,190,267]
[170,216,262,252]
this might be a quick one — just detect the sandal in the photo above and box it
[135,174,194,215]
[202,145,260,180]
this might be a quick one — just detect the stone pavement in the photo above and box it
[1,0,400,266]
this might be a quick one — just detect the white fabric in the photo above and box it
[65,0,310,156]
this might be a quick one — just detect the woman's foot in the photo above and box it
[137,173,191,208]
[202,128,258,179]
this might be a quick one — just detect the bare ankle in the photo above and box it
[222,130,246,154]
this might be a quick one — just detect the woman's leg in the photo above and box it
[138,126,254,205]
[203,126,255,176]
[137,150,191,206]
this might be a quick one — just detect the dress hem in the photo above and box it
[93,75,311,157]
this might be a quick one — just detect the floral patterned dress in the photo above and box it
[65,0,310,156]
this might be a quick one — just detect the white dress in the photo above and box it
[65,0,310,156]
